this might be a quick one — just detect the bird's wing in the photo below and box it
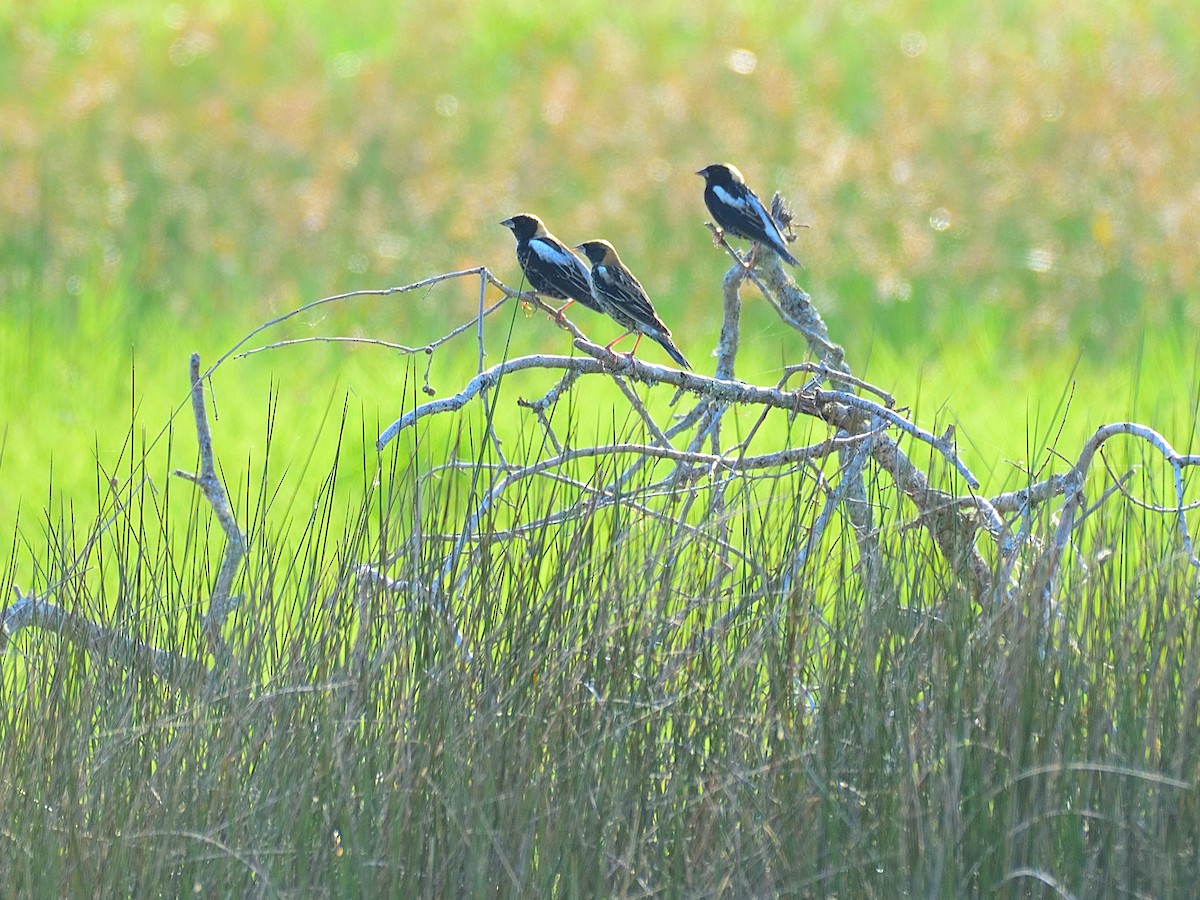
[529,236,593,295]
[599,265,664,332]
[713,183,790,248]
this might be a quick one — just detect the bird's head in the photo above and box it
[696,163,745,187]
[575,239,619,267]
[499,213,545,241]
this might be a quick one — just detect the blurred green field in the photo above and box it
[3,0,1197,497]
[4,3,1198,441]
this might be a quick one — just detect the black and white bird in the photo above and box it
[575,239,691,370]
[499,213,602,314]
[696,162,801,267]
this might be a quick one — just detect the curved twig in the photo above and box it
[1038,422,1200,596]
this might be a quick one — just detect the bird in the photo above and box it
[696,162,801,267]
[575,239,691,369]
[499,213,602,314]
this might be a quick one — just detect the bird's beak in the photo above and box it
[694,168,705,176]
[499,218,512,227]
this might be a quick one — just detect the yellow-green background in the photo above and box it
[2,0,1198,545]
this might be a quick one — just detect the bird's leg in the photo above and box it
[709,225,725,247]
[605,331,635,360]
[745,243,759,270]
[625,333,645,361]
[554,298,576,318]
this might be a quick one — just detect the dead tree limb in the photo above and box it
[2,353,245,689]
[365,264,1049,612]
[1,585,209,686]
[172,352,245,670]
[362,261,1200,618]
[1033,422,1200,598]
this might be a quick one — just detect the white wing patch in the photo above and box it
[530,237,582,271]
[713,184,752,215]
[715,183,785,244]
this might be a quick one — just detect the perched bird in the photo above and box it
[696,162,801,267]
[575,239,691,369]
[499,213,602,314]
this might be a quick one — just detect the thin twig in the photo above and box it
[235,334,475,359]
[1037,422,1200,597]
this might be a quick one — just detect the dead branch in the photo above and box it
[1,585,209,686]
[1035,422,1200,596]
[365,264,1044,606]
[377,348,829,451]
[2,353,246,690]
[211,258,1200,646]
[173,352,245,667]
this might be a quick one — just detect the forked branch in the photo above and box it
[2,353,246,689]
[367,258,1200,610]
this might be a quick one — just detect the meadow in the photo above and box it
[3,0,1200,895]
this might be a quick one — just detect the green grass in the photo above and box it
[4,367,1200,894]
[4,0,1200,894]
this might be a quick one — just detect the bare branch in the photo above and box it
[817,389,981,490]
[377,347,833,452]
[1037,422,1200,596]
[379,355,604,450]
[173,352,245,666]
[347,260,1198,615]
[1,586,208,687]
[2,353,245,689]
[990,475,1073,514]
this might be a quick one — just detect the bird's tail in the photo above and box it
[654,334,692,370]
[775,242,802,268]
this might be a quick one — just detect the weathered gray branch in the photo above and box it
[1036,422,1200,597]
[2,353,247,689]
[348,263,1200,617]
[173,352,245,667]
[1,586,209,686]
[367,270,1028,608]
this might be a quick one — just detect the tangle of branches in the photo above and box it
[5,229,1200,687]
